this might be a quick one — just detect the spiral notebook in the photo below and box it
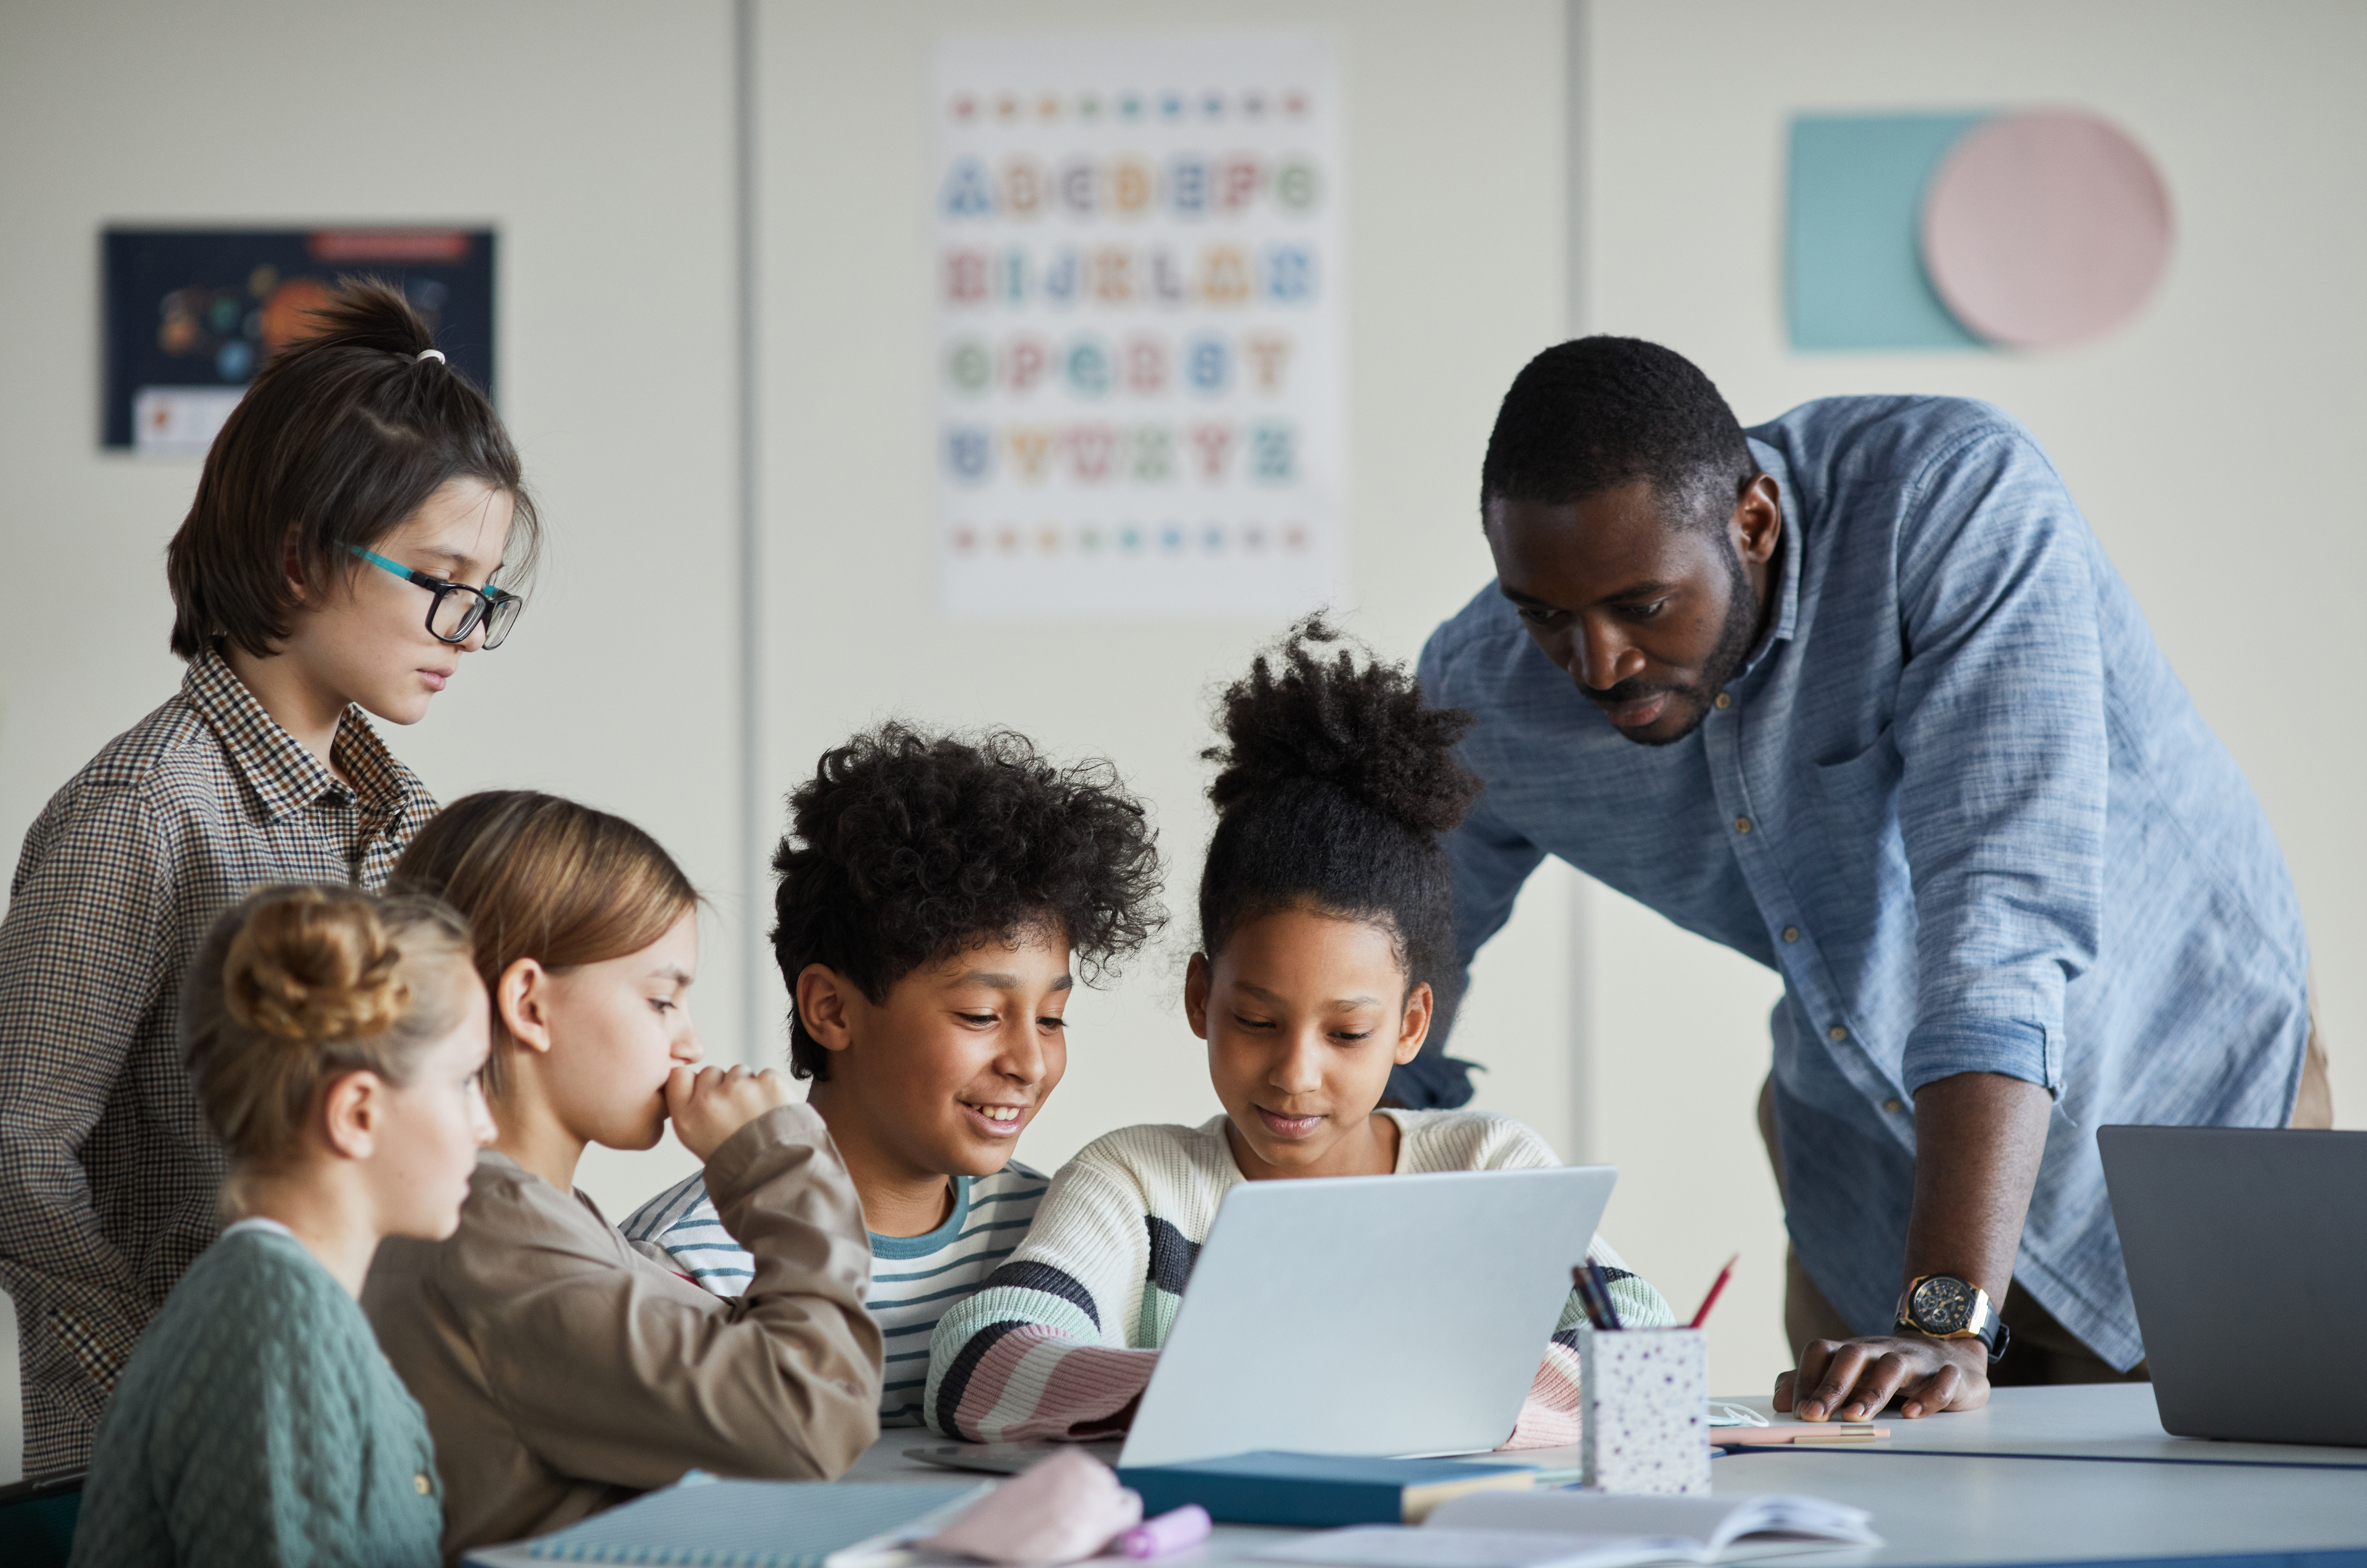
[511,1477,987,1567]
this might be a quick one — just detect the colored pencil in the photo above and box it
[1588,1259,1626,1331]
[1688,1252,1740,1328]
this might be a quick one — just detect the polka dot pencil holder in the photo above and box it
[1578,1327,1712,1494]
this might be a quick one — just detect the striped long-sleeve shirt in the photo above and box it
[624,1160,1049,1427]
[923,1110,1671,1447]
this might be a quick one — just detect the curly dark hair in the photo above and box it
[1479,336,1758,529]
[1198,616,1480,988]
[775,724,1165,1080]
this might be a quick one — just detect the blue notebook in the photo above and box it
[1116,1452,1538,1526]
[515,1477,986,1567]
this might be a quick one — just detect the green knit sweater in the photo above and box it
[69,1222,442,1567]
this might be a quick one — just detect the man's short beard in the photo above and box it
[1600,538,1763,748]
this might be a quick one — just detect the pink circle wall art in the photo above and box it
[1920,110,2173,348]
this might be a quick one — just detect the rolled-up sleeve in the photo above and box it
[1891,429,2105,1096]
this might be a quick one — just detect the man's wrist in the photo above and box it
[1894,1273,2011,1362]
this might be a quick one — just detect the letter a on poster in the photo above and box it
[934,33,1344,620]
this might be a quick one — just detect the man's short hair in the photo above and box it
[1479,336,1758,527]
[772,724,1164,1080]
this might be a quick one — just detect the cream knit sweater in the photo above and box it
[925,1109,1671,1446]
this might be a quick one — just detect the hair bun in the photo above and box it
[1204,614,1482,835]
[281,275,436,362]
[221,887,409,1044]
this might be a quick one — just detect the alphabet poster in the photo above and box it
[934,33,1343,619]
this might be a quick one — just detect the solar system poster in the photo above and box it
[102,227,495,452]
[933,33,1344,620]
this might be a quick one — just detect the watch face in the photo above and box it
[1910,1275,1976,1334]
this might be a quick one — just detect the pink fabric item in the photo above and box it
[924,1447,1145,1566]
[1920,109,2173,348]
[953,1325,1159,1442]
[1500,1343,1584,1450]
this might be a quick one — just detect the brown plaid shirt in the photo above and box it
[0,649,434,1477]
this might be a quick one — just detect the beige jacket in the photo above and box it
[362,1105,882,1562]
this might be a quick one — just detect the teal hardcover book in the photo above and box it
[503,1477,985,1567]
[1114,1452,1538,1526]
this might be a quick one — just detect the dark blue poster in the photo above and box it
[102,227,496,451]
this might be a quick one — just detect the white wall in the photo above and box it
[1576,0,2367,1391]
[0,0,746,1212]
[756,0,1587,1172]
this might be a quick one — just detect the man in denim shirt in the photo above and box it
[1405,338,2329,1421]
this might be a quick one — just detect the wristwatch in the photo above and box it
[1895,1274,2011,1362]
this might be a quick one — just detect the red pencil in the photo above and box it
[1688,1252,1739,1328]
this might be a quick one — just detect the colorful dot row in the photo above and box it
[949,521,1313,556]
[949,88,1311,124]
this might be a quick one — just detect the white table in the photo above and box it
[1717,1383,2367,1469]
[471,1387,2367,1568]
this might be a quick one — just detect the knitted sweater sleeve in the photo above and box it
[1459,1116,1676,1449]
[923,1136,1163,1441]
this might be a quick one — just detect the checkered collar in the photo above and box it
[181,647,413,826]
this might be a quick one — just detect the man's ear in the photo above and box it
[796,965,860,1054]
[1732,473,1782,565]
[320,1068,386,1161]
[1394,981,1435,1065]
[498,958,555,1056]
[1183,953,1213,1040]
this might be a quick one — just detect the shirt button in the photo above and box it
[414,1473,433,1496]
[1714,692,1732,710]
[1883,1097,1904,1113]
[1828,1025,1848,1042]
[1734,816,1753,834]
[1782,926,1799,943]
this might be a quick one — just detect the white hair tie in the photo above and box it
[416,348,447,364]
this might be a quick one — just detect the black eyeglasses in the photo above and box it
[351,547,524,649]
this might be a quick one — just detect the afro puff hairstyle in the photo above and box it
[1480,336,1758,528]
[775,724,1164,1080]
[1198,615,1481,990]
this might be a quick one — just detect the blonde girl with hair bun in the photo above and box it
[70,884,494,1568]
[365,791,880,1561]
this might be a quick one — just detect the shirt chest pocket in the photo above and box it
[1806,728,1914,943]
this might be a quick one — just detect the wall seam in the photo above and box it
[734,0,765,1067]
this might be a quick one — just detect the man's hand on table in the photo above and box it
[1774,1332,1991,1421]
[1765,1071,2043,1423]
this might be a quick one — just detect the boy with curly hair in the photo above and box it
[624,723,1163,1427]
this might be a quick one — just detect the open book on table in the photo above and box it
[1247,1489,1880,1568]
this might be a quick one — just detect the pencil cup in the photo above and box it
[1578,1327,1711,1494]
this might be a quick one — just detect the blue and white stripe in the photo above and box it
[621,1161,1050,1427]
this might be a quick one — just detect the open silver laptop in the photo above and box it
[2099,1125,2367,1447]
[907,1163,1618,1472]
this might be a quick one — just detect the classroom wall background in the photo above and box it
[0,0,2357,1401]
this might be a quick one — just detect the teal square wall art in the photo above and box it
[1786,112,1988,351]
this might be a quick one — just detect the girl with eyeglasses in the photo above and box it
[0,276,539,1477]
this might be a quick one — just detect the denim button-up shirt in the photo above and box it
[1415,396,2310,1370]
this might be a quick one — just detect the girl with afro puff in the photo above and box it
[923,616,1670,1449]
